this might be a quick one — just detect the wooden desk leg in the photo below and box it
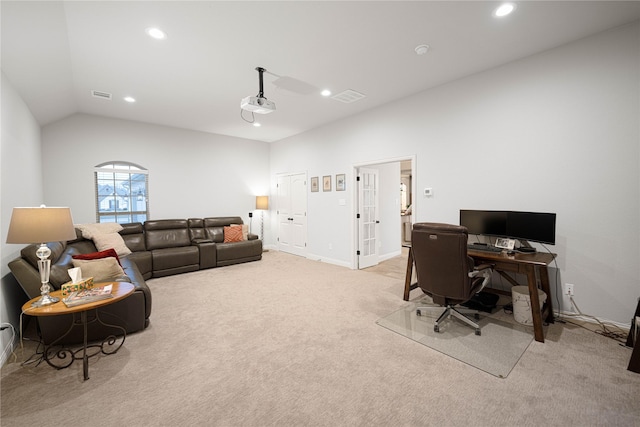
[403,248,414,301]
[525,265,545,343]
[539,266,554,323]
[629,341,640,373]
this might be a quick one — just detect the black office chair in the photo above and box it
[412,222,493,335]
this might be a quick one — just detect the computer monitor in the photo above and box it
[459,210,507,236]
[506,211,556,245]
[459,209,556,245]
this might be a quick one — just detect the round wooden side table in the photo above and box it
[22,282,134,380]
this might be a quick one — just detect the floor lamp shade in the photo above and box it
[6,206,77,244]
[255,196,269,210]
[255,196,268,243]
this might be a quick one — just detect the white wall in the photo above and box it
[1,71,44,364]
[42,114,271,224]
[271,23,640,325]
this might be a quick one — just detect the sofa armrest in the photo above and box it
[192,238,213,244]
[8,257,42,299]
[120,257,152,319]
[193,241,217,269]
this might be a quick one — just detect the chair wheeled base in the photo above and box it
[416,304,481,336]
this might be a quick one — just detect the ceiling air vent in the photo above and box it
[91,90,112,100]
[331,89,366,104]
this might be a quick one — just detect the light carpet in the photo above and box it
[377,299,534,378]
[2,251,640,426]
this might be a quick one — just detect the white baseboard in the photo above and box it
[1,328,17,368]
[555,310,631,334]
[378,250,402,263]
[304,253,351,268]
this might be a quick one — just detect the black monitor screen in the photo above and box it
[506,211,556,245]
[460,210,556,245]
[459,210,507,236]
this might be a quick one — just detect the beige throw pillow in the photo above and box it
[71,257,125,282]
[91,232,132,256]
[75,223,123,238]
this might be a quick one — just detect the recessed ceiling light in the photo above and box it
[145,27,167,40]
[124,96,136,103]
[414,44,430,55]
[321,89,332,97]
[493,3,516,18]
[253,122,261,127]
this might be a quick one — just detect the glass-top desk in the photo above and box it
[404,248,556,343]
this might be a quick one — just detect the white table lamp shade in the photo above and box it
[6,206,76,244]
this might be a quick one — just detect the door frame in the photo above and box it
[351,155,416,269]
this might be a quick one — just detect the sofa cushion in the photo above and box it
[145,219,191,250]
[71,257,125,282]
[20,241,66,271]
[49,246,82,287]
[151,246,199,277]
[204,217,244,243]
[72,248,121,266]
[119,222,146,252]
[206,226,224,243]
[224,225,244,243]
[216,240,263,264]
[188,218,209,242]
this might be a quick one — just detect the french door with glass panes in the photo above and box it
[357,167,379,268]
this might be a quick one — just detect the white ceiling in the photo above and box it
[3,1,639,143]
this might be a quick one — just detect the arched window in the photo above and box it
[95,161,149,223]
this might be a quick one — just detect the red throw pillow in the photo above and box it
[72,248,122,266]
[223,225,244,243]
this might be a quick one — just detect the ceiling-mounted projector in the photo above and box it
[241,96,276,114]
[240,67,276,115]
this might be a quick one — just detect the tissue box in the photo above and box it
[61,277,94,297]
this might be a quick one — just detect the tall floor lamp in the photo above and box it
[255,196,269,242]
[6,206,76,307]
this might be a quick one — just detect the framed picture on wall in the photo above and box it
[323,175,331,192]
[310,177,319,192]
[336,174,346,191]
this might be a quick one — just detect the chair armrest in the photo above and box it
[473,263,494,272]
[469,264,494,293]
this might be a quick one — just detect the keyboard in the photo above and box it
[467,243,503,253]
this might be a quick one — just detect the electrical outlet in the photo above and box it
[565,283,575,296]
[328,243,332,250]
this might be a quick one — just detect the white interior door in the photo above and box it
[358,167,379,269]
[277,173,307,257]
[277,175,292,252]
[289,174,307,256]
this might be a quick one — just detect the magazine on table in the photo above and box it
[63,284,113,307]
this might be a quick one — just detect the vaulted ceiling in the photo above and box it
[3,1,639,142]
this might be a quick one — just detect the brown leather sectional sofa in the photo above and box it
[9,216,262,344]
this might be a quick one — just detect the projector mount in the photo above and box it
[256,66,266,99]
[240,66,276,119]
